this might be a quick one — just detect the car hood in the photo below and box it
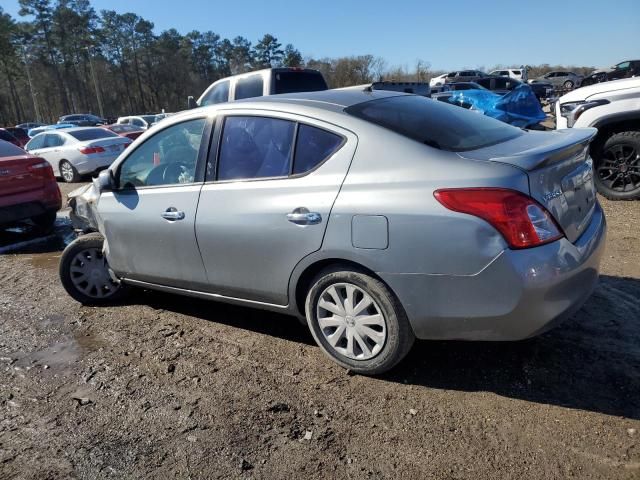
[559,77,640,103]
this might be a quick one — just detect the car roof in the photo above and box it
[168,89,407,125]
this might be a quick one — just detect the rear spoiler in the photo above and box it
[495,128,597,171]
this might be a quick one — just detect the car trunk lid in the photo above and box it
[0,155,45,197]
[458,128,598,243]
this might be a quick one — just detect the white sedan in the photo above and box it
[25,127,132,182]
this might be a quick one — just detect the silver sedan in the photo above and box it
[59,90,606,375]
[25,127,132,182]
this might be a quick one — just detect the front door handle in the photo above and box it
[161,207,185,221]
[287,207,322,225]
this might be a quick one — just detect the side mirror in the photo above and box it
[187,96,198,109]
[95,169,115,192]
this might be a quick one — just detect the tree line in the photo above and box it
[0,0,599,126]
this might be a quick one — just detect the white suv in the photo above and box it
[489,69,523,80]
[556,77,640,200]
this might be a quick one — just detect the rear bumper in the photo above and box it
[0,183,61,225]
[74,154,119,175]
[380,202,607,341]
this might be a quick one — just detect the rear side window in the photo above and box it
[293,125,343,174]
[235,75,264,100]
[68,128,118,141]
[346,95,522,152]
[217,116,295,180]
[44,134,65,148]
[273,72,328,94]
[200,80,230,106]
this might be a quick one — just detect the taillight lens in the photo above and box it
[78,146,105,154]
[434,188,563,249]
[27,161,55,180]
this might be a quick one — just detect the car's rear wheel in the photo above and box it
[60,160,80,183]
[594,131,640,200]
[563,80,574,89]
[31,210,57,234]
[59,232,129,305]
[305,266,414,375]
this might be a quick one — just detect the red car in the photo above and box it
[0,140,61,232]
[103,123,144,141]
[4,127,30,148]
[0,129,21,148]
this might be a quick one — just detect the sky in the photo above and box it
[3,0,639,71]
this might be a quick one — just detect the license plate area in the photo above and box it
[561,158,596,233]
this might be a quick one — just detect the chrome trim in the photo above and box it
[121,278,290,309]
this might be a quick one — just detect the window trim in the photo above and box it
[113,115,214,191]
[205,113,347,184]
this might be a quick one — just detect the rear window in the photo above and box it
[68,128,119,141]
[0,140,26,157]
[273,71,328,94]
[345,95,522,152]
[0,130,16,142]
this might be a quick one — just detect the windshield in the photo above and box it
[68,128,119,141]
[274,71,328,94]
[142,115,156,124]
[345,95,523,152]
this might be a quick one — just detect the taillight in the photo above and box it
[434,188,563,249]
[27,161,55,180]
[78,146,105,154]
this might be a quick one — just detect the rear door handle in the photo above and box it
[287,208,322,225]
[161,207,185,221]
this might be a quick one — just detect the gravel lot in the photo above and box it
[0,181,638,479]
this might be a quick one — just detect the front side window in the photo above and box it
[616,61,630,69]
[118,118,206,188]
[234,75,264,100]
[293,125,343,175]
[217,116,295,181]
[131,118,145,128]
[201,80,230,106]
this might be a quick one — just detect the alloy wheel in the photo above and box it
[61,162,75,182]
[69,248,120,299]
[598,143,640,193]
[316,282,387,360]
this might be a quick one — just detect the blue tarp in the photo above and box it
[446,84,546,128]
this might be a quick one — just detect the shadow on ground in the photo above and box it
[139,275,640,420]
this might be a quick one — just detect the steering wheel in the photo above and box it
[162,162,189,183]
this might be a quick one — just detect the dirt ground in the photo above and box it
[0,182,638,479]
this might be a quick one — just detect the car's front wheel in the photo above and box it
[59,233,129,305]
[594,131,640,200]
[305,266,414,375]
[60,160,80,183]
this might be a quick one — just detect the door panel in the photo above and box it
[99,185,208,289]
[196,120,356,305]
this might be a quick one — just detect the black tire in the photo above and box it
[563,80,574,89]
[31,209,57,234]
[59,232,130,305]
[305,266,415,375]
[59,160,80,183]
[593,131,640,200]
